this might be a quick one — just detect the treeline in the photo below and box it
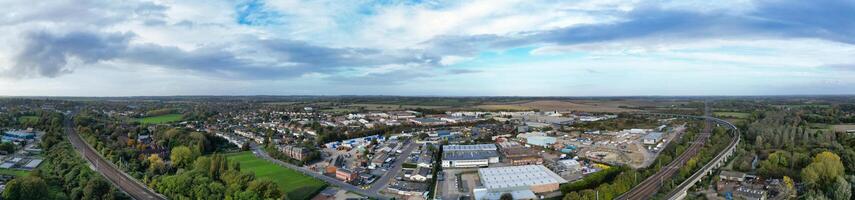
[734,109,855,199]
[74,110,290,199]
[151,154,284,200]
[3,113,126,200]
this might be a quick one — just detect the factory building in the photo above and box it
[642,132,664,145]
[474,165,567,200]
[441,144,499,168]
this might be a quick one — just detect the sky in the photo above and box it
[1,0,854,96]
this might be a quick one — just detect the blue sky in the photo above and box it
[0,0,854,96]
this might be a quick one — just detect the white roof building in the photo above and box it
[478,165,567,193]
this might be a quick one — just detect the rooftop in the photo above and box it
[443,150,499,160]
[478,165,567,190]
[445,144,497,151]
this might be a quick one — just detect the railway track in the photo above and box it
[616,103,713,200]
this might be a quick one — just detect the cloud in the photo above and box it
[3,29,446,80]
[6,31,133,78]
[420,0,855,57]
[822,63,855,71]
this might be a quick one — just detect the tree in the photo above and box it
[832,176,851,200]
[82,178,111,200]
[500,193,513,200]
[2,176,50,200]
[783,176,795,197]
[171,146,194,168]
[148,154,166,174]
[248,180,283,199]
[801,151,845,189]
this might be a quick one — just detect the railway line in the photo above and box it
[616,103,715,200]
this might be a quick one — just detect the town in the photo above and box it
[3,97,852,200]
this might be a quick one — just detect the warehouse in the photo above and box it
[525,136,556,147]
[500,147,543,166]
[441,144,500,168]
[477,165,567,194]
[442,150,499,168]
[642,132,664,145]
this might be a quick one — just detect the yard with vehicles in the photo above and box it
[227,151,327,200]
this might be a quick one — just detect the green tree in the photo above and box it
[82,178,111,200]
[248,180,283,199]
[2,176,50,200]
[833,176,851,200]
[171,145,195,168]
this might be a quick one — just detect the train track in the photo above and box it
[616,103,713,200]
[65,115,166,200]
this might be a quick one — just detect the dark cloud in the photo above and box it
[8,31,132,78]
[4,30,444,80]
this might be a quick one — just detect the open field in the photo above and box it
[831,124,855,133]
[18,116,39,123]
[226,152,326,200]
[135,114,183,125]
[713,112,751,119]
[0,168,30,177]
[475,100,639,112]
[349,103,450,111]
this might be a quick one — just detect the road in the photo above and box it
[249,143,389,200]
[367,140,418,193]
[65,116,166,200]
[616,103,713,200]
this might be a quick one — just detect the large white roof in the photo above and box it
[478,165,567,190]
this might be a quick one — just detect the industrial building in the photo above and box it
[2,130,35,142]
[642,132,664,145]
[441,144,499,168]
[498,143,543,166]
[525,136,556,147]
[474,165,567,200]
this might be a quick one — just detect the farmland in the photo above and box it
[713,112,751,119]
[226,152,326,200]
[135,114,183,125]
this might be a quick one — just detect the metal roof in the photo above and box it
[443,150,499,160]
[478,165,567,190]
[444,144,497,151]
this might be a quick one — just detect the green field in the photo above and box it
[714,112,751,119]
[136,114,183,125]
[226,152,326,200]
[0,168,31,177]
[18,116,39,123]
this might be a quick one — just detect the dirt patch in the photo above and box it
[832,124,855,133]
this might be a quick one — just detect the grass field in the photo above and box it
[226,152,326,200]
[18,116,39,123]
[714,112,751,119]
[0,168,31,177]
[136,114,183,125]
